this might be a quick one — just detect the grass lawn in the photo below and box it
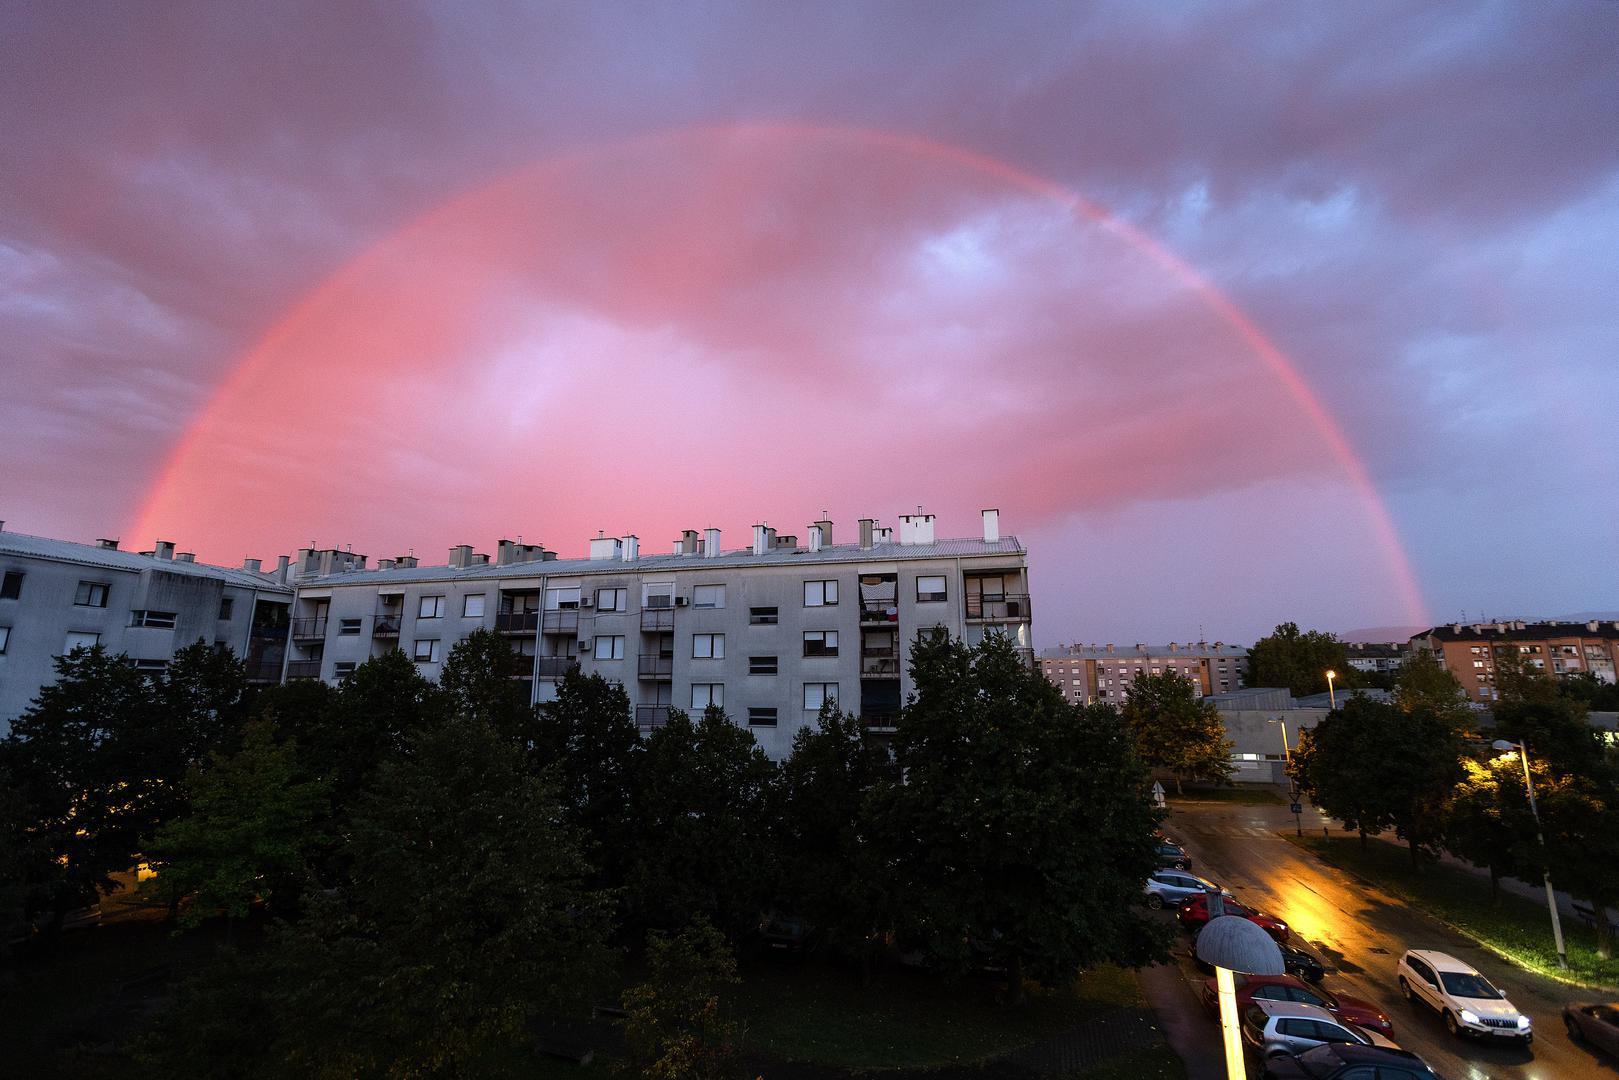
[1170,784,1282,805]
[1286,834,1619,992]
[1063,1042,1186,1080]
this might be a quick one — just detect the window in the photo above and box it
[334,661,357,679]
[643,584,673,609]
[419,595,445,619]
[546,586,581,609]
[218,597,234,620]
[0,571,22,600]
[691,683,724,709]
[413,639,441,663]
[131,659,168,673]
[803,579,838,606]
[750,655,778,675]
[0,626,8,653]
[916,626,946,644]
[131,610,177,629]
[463,594,486,618]
[749,606,778,625]
[594,635,625,661]
[803,630,838,657]
[693,633,724,659]
[747,707,778,727]
[595,588,627,612]
[916,574,947,602]
[74,581,109,607]
[64,631,100,653]
[338,618,362,636]
[803,682,838,711]
[692,584,725,609]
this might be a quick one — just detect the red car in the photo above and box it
[1201,973,1395,1037]
[1177,893,1290,942]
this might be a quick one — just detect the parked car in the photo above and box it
[1262,1043,1440,1079]
[1156,837,1193,870]
[1563,1001,1619,1058]
[1178,892,1290,942]
[1396,949,1532,1043]
[1194,931,1324,983]
[1145,869,1228,909]
[1241,999,1400,1060]
[1202,973,1394,1037]
[755,913,814,958]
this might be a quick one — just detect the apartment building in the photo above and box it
[0,523,295,731]
[1344,641,1410,676]
[1410,620,1619,702]
[279,510,1030,758]
[1038,641,1247,706]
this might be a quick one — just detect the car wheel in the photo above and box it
[1147,894,1165,910]
[1175,860,1191,870]
[1564,1015,1581,1041]
[1444,1011,1461,1037]
[1399,977,1416,1004]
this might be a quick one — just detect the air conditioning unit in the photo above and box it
[675,596,689,607]
[580,597,594,608]
[578,639,592,652]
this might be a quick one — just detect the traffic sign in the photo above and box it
[1290,802,1303,815]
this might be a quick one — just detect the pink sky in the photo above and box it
[3,3,1616,643]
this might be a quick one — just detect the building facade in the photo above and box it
[1344,641,1410,676]
[1038,641,1248,706]
[0,525,295,730]
[1410,620,1619,703]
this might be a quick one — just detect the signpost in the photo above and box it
[1151,780,1166,810]
[1288,787,1304,836]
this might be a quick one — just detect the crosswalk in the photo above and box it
[1171,822,1288,840]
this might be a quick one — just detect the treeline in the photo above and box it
[0,631,1169,1076]
[1291,655,1619,960]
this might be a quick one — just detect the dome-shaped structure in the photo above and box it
[1196,915,1285,975]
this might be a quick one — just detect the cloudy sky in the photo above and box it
[2,1,1614,645]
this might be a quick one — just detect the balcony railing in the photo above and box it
[859,600,899,624]
[535,656,579,679]
[495,610,539,634]
[542,609,579,634]
[290,616,328,640]
[965,593,1032,622]
[641,607,675,632]
[285,659,323,680]
[636,705,672,730]
[861,648,900,677]
[244,659,284,682]
[638,653,673,679]
[373,612,403,636]
[860,711,900,732]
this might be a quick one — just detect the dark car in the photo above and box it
[1262,1042,1440,1079]
[1202,973,1394,1037]
[1156,838,1192,870]
[755,913,814,958]
[1564,1001,1619,1058]
[1194,933,1323,983]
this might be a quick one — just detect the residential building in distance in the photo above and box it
[1410,620,1619,702]
[1344,641,1410,676]
[0,523,295,732]
[1038,640,1248,706]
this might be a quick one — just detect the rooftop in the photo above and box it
[0,529,294,593]
[1040,642,1246,660]
[1418,620,1619,643]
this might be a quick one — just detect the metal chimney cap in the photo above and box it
[1195,916,1285,975]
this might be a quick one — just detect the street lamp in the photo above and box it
[1267,717,1292,765]
[1325,669,1337,709]
[1197,915,1285,1080]
[1491,738,1568,969]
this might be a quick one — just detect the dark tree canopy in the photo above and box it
[1247,623,1354,697]
[1121,669,1234,793]
[439,627,536,743]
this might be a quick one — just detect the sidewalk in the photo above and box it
[1136,960,1225,1080]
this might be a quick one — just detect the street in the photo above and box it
[1159,796,1619,1080]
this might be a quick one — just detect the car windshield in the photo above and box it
[1290,1044,1346,1079]
[1440,971,1503,999]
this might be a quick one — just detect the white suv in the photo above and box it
[1396,950,1532,1043]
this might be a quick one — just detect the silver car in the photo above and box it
[1144,868,1228,909]
[1241,999,1398,1060]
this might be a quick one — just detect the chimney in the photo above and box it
[681,529,699,556]
[471,553,490,565]
[242,557,261,573]
[815,518,833,546]
[1169,642,1178,652]
[621,535,638,561]
[981,508,1000,543]
[396,555,418,568]
[96,538,120,550]
[1589,621,1600,632]
[875,526,892,543]
[1106,643,1115,654]
[588,532,621,561]
[858,518,874,549]
[897,512,935,546]
[752,523,769,556]
[378,558,396,571]
[176,552,196,563]
[703,528,721,558]
[497,540,517,566]
[808,524,824,552]
[449,544,473,569]
[774,533,797,550]
[153,540,175,560]
[275,554,291,583]
[1513,620,1525,630]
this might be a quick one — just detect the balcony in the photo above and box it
[636,705,672,730]
[290,616,328,640]
[965,593,1032,622]
[860,710,900,732]
[373,612,403,637]
[861,647,900,677]
[285,659,323,680]
[542,609,579,634]
[859,600,899,625]
[496,610,539,635]
[535,656,579,679]
[244,659,284,683]
[638,653,673,680]
[641,607,675,633]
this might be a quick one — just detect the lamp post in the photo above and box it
[1197,915,1285,1080]
[1268,717,1292,765]
[1491,738,1568,969]
[1325,669,1337,710]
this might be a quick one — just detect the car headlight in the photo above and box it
[1459,1009,1480,1025]
[1516,1014,1531,1030]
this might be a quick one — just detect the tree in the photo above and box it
[439,627,536,743]
[621,919,745,1080]
[1392,650,1472,730]
[1120,670,1233,793]
[1247,623,1354,697]
[141,719,331,929]
[1491,652,1602,774]
[1442,755,1530,902]
[882,633,1168,1002]
[1559,672,1619,712]
[773,702,898,978]
[623,706,778,939]
[160,639,251,764]
[1533,766,1619,960]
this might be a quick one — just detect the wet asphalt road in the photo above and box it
[1159,797,1619,1080]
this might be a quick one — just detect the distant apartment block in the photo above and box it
[0,523,295,728]
[1344,641,1410,676]
[1038,641,1248,706]
[1410,620,1619,702]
